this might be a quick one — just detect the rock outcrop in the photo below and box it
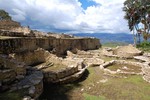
[0,20,20,30]
[113,44,143,58]
[142,65,150,83]
[102,45,142,58]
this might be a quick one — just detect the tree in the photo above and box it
[0,9,11,20]
[123,0,150,44]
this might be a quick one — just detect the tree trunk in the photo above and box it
[133,28,137,46]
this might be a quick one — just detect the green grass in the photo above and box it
[102,42,128,48]
[0,89,27,100]
[137,41,150,52]
[78,66,150,100]
[39,64,150,100]
[83,93,106,100]
[107,63,141,73]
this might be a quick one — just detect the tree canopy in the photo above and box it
[0,9,11,20]
[123,0,150,41]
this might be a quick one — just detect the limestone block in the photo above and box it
[0,69,16,84]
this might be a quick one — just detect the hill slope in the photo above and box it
[73,33,134,44]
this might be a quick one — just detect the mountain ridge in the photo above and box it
[72,33,134,44]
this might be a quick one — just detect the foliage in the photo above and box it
[137,41,150,47]
[123,0,150,41]
[0,9,11,20]
[136,41,150,52]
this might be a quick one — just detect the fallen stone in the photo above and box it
[134,56,150,62]
[23,96,32,100]
[29,86,35,95]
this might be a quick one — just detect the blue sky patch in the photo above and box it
[79,0,97,9]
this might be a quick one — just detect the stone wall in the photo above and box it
[0,30,25,37]
[0,54,26,91]
[44,66,79,83]
[12,48,50,66]
[11,26,31,34]
[0,37,100,56]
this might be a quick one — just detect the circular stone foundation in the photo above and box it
[100,60,147,76]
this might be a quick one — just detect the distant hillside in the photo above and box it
[73,33,134,44]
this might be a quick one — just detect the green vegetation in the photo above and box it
[0,9,11,20]
[137,41,150,52]
[40,65,150,100]
[103,42,128,48]
[123,0,150,43]
[107,63,141,73]
[0,89,27,100]
[80,67,150,100]
[83,93,106,100]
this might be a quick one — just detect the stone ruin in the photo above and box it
[3,18,150,99]
[102,44,143,58]
[100,45,150,83]
[0,19,101,99]
[100,60,143,75]
[0,54,43,99]
[0,47,88,99]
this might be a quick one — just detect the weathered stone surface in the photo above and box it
[43,65,80,83]
[102,48,114,56]
[0,55,26,76]
[113,44,142,58]
[23,96,33,100]
[16,71,43,99]
[41,54,87,83]
[0,37,100,56]
[100,60,144,75]
[134,56,150,62]
[102,45,143,58]
[0,20,20,30]
[11,48,50,66]
[0,69,16,84]
[54,66,87,84]
[142,65,150,83]
[66,49,104,67]
[143,53,150,57]
[84,58,104,66]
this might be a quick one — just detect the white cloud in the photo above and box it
[75,0,130,33]
[0,0,130,33]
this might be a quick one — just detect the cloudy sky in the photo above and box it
[0,0,130,33]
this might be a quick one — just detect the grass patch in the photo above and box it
[0,89,27,100]
[137,41,150,52]
[107,63,141,73]
[39,65,150,100]
[42,63,67,72]
[83,93,106,100]
[39,51,150,100]
[79,67,150,100]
